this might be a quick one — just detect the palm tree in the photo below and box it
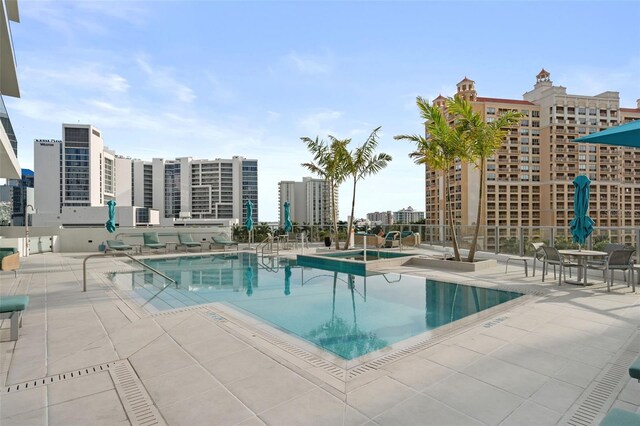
[301,136,349,250]
[394,97,470,261]
[447,97,523,262]
[342,127,392,249]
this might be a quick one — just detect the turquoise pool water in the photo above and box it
[110,253,522,360]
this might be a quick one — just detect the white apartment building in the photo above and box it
[394,206,425,224]
[33,124,257,227]
[277,177,335,227]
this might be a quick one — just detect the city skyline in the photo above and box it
[5,1,640,221]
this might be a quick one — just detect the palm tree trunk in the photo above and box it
[467,159,485,262]
[331,179,340,250]
[445,170,461,261]
[344,178,357,250]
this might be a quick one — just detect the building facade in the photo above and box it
[33,125,257,227]
[366,211,394,225]
[277,177,336,227]
[425,71,640,247]
[393,206,424,224]
[0,0,21,179]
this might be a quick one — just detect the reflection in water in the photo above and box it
[284,265,291,296]
[245,266,253,297]
[306,272,387,359]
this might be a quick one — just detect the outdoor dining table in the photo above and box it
[558,249,608,286]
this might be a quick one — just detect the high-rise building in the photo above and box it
[0,0,21,179]
[393,206,424,224]
[366,211,394,225]
[34,126,258,226]
[278,177,335,227]
[424,71,640,247]
[10,168,34,226]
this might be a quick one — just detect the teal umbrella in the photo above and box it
[283,201,293,233]
[245,266,253,297]
[284,265,291,296]
[105,200,116,233]
[245,200,254,232]
[569,175,594,246]
[574,120,640,148]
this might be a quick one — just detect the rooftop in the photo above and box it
[1,246,638,425]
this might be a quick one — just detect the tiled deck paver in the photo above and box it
[0,250,639,425]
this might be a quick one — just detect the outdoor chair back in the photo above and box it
[607,249,635,268]
[541,245,562,264]
[143,232,161,245]
[178,233,196,244]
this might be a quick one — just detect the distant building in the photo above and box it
[278,177,336,227]
[0,168,33,226]
[366,211,394,225]
[393,206,424,224]
[33,124,256,227]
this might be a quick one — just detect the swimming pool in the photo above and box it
[110,253,522,360]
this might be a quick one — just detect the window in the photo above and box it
[520,174,530,181]
[589,155,596,162]
[487,173,496,181]
[532,111,540,118]
[520,128,529,135]
[520,165,529,171]
[520,137,529,144]
[578,127,587,134]
[579,164,586,170]
[589,108,596,115]
[486,117,495,123]
[520,156,529,162]
[487,107,496,114]
[579,145,586,152]
[521,110,529,116]
[520,119,529,126]
[579,154,586,161]
[520,146,529,153]
[578,107,586,115]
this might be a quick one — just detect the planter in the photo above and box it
[407,257,497,272]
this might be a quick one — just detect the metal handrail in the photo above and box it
[82,252,177,292]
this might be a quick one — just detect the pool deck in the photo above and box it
[1,247,639,425]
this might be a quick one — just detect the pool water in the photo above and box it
[110,253,522,360]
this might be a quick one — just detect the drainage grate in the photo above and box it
[565,334,640,426]
[204,310,228,323]
[110,360,165,426]
[2,362,115,394]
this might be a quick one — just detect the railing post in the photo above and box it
[495,226,499,254]
[550,228,555,248]
[636,228,640,258]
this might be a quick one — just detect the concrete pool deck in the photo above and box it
[1,248,639,425]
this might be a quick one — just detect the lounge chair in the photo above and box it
[0,295,29,341]
[211,234,239,251]
[143,232,167,253]
[400,231,420,247]
[178,233,203,252]
[0,248,20,277]
[587,243,626,280]
[106,239,134,253]
[354,233,384,248]
[384,231,400,248]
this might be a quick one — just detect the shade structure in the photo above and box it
[245,200,254,232]
[569,175,594,245]
[283,201,293,233]
[574,120,640,148]
[284,264,291,296]
[105,200,116,233]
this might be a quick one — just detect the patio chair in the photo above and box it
[142,232,167,253]
[0,248,20,277]
[211,234,239,251]
[531,242,546,277]
[106,239,134,253]
[178,233,202,252]
[589,249,636,292]
[540,246,578,285]
[586,243,625,281]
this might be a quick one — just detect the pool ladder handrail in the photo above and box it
[82,252,178,292]
[256,234,279,257]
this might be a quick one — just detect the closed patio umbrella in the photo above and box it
[574,120,640,148]
[283,201,293,233]
[245,200,254,246]
[569,175,594,247]
[105,200,116,233]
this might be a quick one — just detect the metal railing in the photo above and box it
[82,252,177,292]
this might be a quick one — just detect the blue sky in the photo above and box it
[7,0,640,221]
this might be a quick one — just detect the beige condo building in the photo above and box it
[425,70,640,247]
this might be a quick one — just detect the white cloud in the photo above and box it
[287,52,332,75]
[298,109,343,135]
[136,56,196,103]
[21,65,130,94]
